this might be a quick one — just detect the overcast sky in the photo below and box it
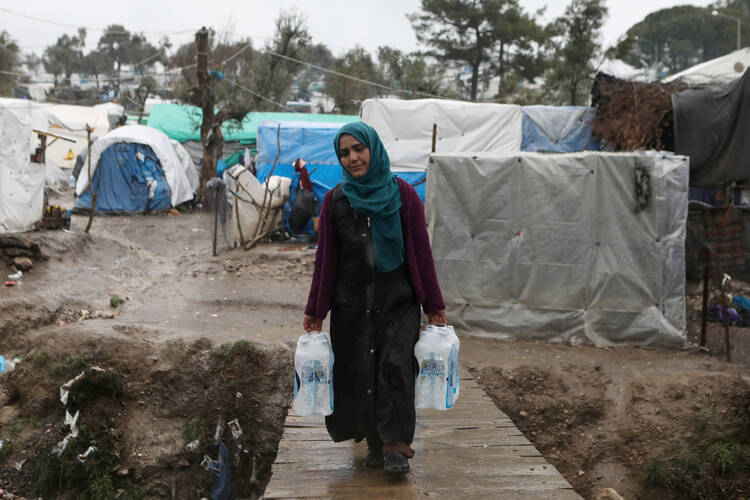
[1,0,715,58]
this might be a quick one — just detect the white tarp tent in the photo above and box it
[360,98,522,172]
[76,125,198,207]
[425,151,689,346]
[39,103,110,170]
[0,100,49,232]
[664,47,750,85]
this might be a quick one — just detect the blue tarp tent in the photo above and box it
[521,106,600,153]
[75,142,172,213]
[256,121,426,235]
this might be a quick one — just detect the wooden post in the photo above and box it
[700,250,710,347]
[254,124,281,239]
[431,123,437,153]
[213,187,219,256]
[84,125,97,234]
[717,273,732,362]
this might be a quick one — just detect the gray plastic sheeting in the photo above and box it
[425,151,689,346]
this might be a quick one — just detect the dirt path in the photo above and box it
[1,210,749,498]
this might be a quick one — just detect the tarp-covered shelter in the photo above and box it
[673,69,750,187]
[361,98,523,171]
[425,151,689,346]
[146,103,359,167]
[521,106,599,152]
[664,47,750,86]
[256,120,358,209]
[0,99,50,232]
[38,103,110,170]
[75,125,198,213]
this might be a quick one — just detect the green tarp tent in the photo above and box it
[146,103,359,145]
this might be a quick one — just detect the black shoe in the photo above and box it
[383,451,410,476]
[365,447,384,468]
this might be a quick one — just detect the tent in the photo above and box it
[75,125,198,213]
[664,47,750,85]
[360,98,522,199]
[146,103,359,166]
[425,151,688,346]
[256,120,358,207]
[255,120,358,234]
[38,103,110,170]
[0,100,49,232]
[360,98,523,172]
[673,70,750,187]
[521,106,600,152]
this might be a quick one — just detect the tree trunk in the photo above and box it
[570,76,578,106]
[470,60,480,101]
[497,41,505,99]
[196,27,224,204]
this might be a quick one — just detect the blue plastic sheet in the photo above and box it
[75,143,171,213]
[521,106,600,153]
[256,121,428,235]
[209,441,231,500]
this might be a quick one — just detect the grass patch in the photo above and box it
[9,417,39,437]
[31,426,143,499]
[67,369,124,411]
[33,350,50,369]
[643,458,668,488]
[110,294,125,308]
[712,442,739,475]
[0,439,13,460]
[213,340,252,359]
[183,418,206,443]
[50,354,91,381]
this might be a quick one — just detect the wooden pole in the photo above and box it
[700,250,710,347]
[431,123,437,153]
[254,124,281,239]
[213,187,219,256]
[84,125,96,234]
[717,273,732,362]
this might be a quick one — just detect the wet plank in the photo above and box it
[265,372,581,499]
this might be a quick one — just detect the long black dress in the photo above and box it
[325,185,421,445]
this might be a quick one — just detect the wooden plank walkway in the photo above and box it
[265,374,581,499]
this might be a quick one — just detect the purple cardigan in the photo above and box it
[305,178,446,318]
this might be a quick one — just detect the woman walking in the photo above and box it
[303,122,446,476]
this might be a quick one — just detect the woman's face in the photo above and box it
[338,134,370,179]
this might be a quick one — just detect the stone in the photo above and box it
[595,488,624,500]
[12,257,33,271]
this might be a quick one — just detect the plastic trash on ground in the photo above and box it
[414,324,461,410]
[227,418,242,439]
[292,331,334,416]
[0,356,20,374]
[208,441,232,500]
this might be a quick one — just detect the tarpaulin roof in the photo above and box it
[664,47,750,85]
[146,103,359,144]
[361,98,522,172]
[673,69,750,187]
[521,106,600,153]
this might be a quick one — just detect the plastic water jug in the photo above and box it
[414,325,460,410]
[292,331,334,416]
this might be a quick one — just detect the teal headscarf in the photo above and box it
[334,122,404,273]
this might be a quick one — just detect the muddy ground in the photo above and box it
[1,206,749,498]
